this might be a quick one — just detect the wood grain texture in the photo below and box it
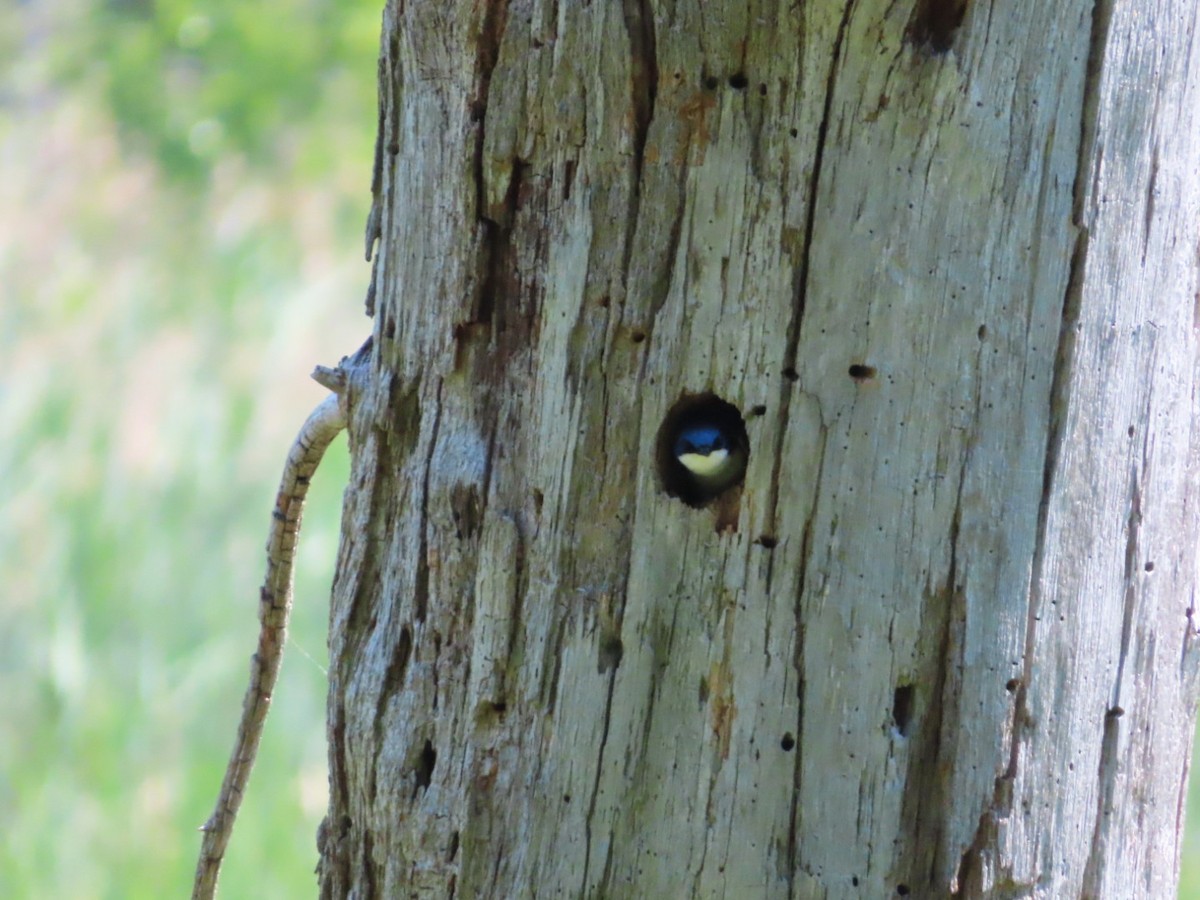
[320,1,1200,897]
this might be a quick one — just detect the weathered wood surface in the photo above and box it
[319,1,1200,897]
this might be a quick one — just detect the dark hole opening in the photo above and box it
[655,393,750,508]
[907,0,968,53]
[892,684,915,736]
[415,739,437,791]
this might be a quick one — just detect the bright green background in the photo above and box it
[1,1,373,896]
[0,3,1196,897]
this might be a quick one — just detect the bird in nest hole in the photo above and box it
[673,422,747,495]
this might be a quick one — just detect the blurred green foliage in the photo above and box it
[1,2,1199,898]
[64,0,382,183]
[1,0,376,896]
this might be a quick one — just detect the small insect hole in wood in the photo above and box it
[599,633,624,671]
[780,733,796,751]
[892,684,915,736]
[415,740,437,792]
[849,363,877,382]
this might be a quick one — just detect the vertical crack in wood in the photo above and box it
[361,829,377,897]
[1082,445,1145,890]
[777,11,852,885]
[325,438,388,897]
[541,610,569,713]
[1018,0,1113,890]
[366,25,396,264]
[786,503,818,892]
[1071,0,1115,229]
[580,670,620,896]
[913,442,980,893]
[622,0,658,179]
[374,623,414,761]
[1081,705,1124,893]
[1113,460,1146,697]
[1141,143,1159,263]
[575,12,659,889]
[617,0,669,352]
[781,2,851,375]
[936,343,1004,895]
[476,160,526,328]
[414,380,444,624]
[620,0,659,265]
[1185,585,1200,679]
[769,0,852,534]
[365,23,400,316]
[636,165,689,333]
[471,2,532,380]
[319,346,386,895]
[1175,753,1194,865]
[501,521,526,701]
[470,0,512,224]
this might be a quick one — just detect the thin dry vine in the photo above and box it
[192,345,368,900]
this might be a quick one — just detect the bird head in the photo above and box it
[673,424,735,479]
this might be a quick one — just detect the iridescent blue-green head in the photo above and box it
[656,393,750,506]
[673,422,746,490]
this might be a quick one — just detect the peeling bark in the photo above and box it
[319,2,1200,897]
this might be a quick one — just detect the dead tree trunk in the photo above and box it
[318,2,1200,896]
